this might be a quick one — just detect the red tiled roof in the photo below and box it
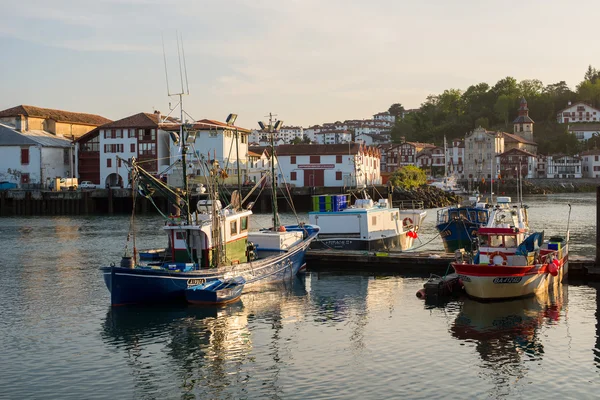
[502,132,537,145]
[101,112,166,128]
[498,147,537,157]
[0,105,112,126]
[275,143,378,156]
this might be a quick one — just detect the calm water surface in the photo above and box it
[1,193,599,399]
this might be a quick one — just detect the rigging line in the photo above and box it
[276,160,300,223]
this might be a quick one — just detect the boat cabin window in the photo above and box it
[469,211,477,222]
[504,236,518,248]
[240,216,248,232]
[459,210,468,219]
[230,220,238,235]
[489,235,503,247]
[478,211,488,223]
[175,232,186,240]
[449,210,459,220]
[372,216,377,225]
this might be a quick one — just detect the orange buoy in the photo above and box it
[278,225,286,232]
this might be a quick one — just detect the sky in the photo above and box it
[2,0,600,129]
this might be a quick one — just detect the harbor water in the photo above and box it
[1,193,599,399]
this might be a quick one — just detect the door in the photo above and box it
[304,169,324,187]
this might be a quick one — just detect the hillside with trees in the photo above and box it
[389,66,600,154]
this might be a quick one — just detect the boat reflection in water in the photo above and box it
[450,285,566,395]
[101,277,308,398]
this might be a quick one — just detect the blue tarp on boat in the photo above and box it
[515,231,544,256]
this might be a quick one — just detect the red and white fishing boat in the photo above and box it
[452,197,569,300]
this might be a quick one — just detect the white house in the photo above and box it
[98,112,172,188]
[275,143,381,187]
[0,105,111,188]
[169,119,251,186]
[579,150,600,178]
[314,130,352,145]
[567,124,600,142]
[446,139,464,177]
[278,126,304,143]
[546,155,582,178]
[373,111,395,125]
[0,123,72,187]
[247,146,275,184]
[556,101,600,124]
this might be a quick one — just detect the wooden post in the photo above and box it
[108,188,113,215]
[597,186,600,265]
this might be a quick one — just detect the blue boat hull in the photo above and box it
[435,220,479,253]
[101,228,317,306]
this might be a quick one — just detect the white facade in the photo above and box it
[463,127,504,180]
[275,144,381,188]
[557,102,600,124]
[546,155,582,178]
[0,124,71,188]
[446,139,465,177]
[567,124,600,141]
[171,124,250,184]
[99,127,170,188]
[314,131,352,145]
[373,111,396,124]
[581,150,600,178]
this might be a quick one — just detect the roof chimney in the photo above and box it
[154,110,161,123]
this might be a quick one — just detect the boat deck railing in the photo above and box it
[393,200,425,210]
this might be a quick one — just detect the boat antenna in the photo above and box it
[163,32,191,225]
[259,113,282,229]
[161,33,171,96]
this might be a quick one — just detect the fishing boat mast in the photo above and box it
[259,113,283,229]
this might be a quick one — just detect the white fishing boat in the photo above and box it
[309,192,426,251]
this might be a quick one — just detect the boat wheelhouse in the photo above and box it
[436,195,491,253]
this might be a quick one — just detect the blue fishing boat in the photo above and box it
[100,101,319,306]
[435,195,491,253]
[185,276,246,305]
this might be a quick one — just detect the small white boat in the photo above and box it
[308,192,426,252]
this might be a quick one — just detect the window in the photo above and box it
[336,171,342,180]
[372,216,377,225]
[107,158,112,168]
[130,143,136,152]
[336,155,342,163]
[240,216,248,232]
[291,156,296,164]
[21,173,30,184]
[176,232,186,240]
[21,148,29,165]
[118,158,122,168]
[290,171,297,180]
[310,155,320,163]
[230,220,238,235]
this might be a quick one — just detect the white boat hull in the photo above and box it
[454,258,568,300]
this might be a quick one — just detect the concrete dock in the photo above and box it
[306,249,600,281]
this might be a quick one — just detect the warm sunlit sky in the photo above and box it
[2,0,599,129]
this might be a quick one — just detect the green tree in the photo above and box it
[389,165,427,189]
[576,80,600,107]
[291,137,303,144]
[494,95,512,127]
[492,76,519,97]
[584,65,600,84]
[474,117,489,129]
[388,103,405,119]
[518,79,544,99]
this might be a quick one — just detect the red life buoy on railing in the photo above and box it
[488,251,508,265]
[403,217,413,227]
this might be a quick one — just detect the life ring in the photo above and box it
[403,217,413,227]
[488,251,508,265]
